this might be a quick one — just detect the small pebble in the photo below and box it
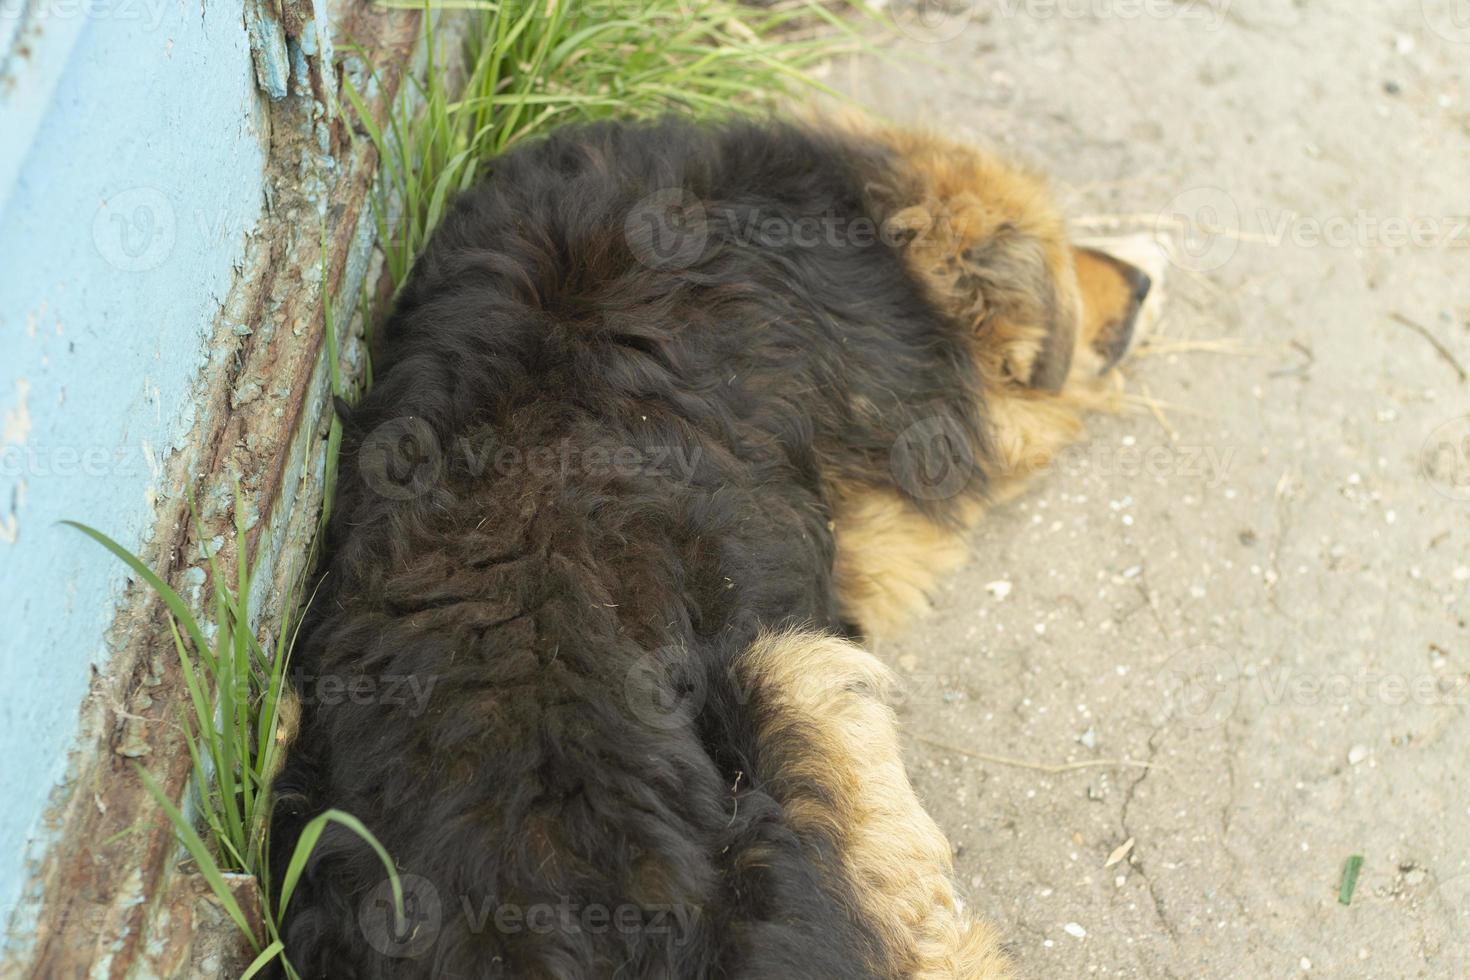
[1064,922,1086,939]
[985,580,1013,600]
[1349,745,1369,765]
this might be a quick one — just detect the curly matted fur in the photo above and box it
[269,116,1148,979]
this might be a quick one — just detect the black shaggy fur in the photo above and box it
[270,118,994,979]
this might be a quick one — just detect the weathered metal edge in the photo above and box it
[0,3,423,976]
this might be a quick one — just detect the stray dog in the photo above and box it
[270,115,1151,979]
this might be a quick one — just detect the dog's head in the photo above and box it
[861,128,1156,488]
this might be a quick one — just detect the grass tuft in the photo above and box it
[345,0,854,295]
[68,514,401,979]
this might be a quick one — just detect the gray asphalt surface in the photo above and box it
[833,3,1470,976]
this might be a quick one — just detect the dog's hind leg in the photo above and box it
[732,629,1012,979]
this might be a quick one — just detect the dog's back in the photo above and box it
[270,119,1002,979]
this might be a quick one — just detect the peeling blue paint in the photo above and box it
[0,0,268,957]
[299,17,320,57]
[245,0,291,101]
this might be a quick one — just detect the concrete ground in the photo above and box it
[833,3,1470,977]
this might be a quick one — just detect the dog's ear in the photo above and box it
[1024,290,1076,392]
[960,226,1076,393]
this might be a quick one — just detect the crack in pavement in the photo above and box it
[1119,723,1179,944]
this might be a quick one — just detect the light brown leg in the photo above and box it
[734,630,1013,979]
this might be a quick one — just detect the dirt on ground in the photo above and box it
[830,3,1470,977]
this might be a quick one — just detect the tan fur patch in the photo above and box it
[829,377,1111,637]
[831,489,981,638]
[736,630,1012,979]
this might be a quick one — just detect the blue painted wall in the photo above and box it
[0,1,268,950]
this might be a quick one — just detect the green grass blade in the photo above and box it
[169,617,217,757]
[239,940,286,980]
[340,73,389,166]
[137,766,260,949]
[1339,854,1364,905]
[211,593,247,857]
[276,809,402,923]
